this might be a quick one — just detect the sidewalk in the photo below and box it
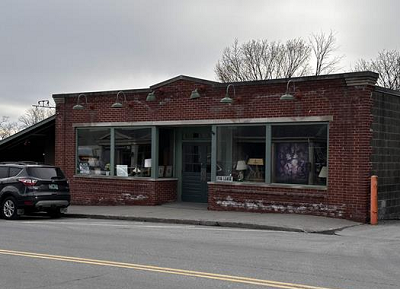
[66,202,361,234]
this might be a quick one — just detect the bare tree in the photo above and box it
[0,116,19,140]
[280,38,311,78]
[18,107,55,128]
[215,38,311,82]
[353,50,400,90]
[309,31,343,75]
[215,39,248,82]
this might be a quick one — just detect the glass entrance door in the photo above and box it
[182,143,211,203]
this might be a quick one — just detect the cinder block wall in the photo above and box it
[371,88,400,219]
[54,74,377,222]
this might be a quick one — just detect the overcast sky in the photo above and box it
[1,0,399,121]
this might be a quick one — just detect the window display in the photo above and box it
[114,128,151,177]
[77,128,111,176]
[217,126,266,182]
[272,124,327,185]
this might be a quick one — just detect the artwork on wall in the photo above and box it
[274,142,309,184]
[165,166,173,177]
[79,162,90,174]
[158,166,165,177]
[116,165,128,177]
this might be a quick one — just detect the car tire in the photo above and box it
[1,196,19,220]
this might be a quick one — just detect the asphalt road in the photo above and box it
[0,217,399,289]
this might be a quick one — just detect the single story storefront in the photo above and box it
[53,72,400,222]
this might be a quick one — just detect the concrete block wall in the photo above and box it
[371,89,400,219]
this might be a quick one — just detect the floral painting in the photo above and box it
[275,142,309,184]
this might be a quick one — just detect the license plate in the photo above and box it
[49,184,58,190]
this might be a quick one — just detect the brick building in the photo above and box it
[52,71,400,222]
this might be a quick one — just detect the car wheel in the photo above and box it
[1,196,19,220]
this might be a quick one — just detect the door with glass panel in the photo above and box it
[182,143,211,203]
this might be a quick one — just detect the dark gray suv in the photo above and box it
[0,162,70,220]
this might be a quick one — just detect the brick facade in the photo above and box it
[53,72,386,222]
[71,177,177,206]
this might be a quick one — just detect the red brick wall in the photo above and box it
[208,183,343,218]
[70,177,177,205]
[54,75,375,222]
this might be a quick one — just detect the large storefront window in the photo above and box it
[217,126,266,182]
[77,128,111,175]
[114,128,151,177]
[76,127,152,177]
[272,124,327,185]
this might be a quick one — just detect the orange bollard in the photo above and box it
[370,175,378,225]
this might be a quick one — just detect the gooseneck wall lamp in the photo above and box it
[220,84,236,104]
[190,88,201,99]
[111,91,127,108]
[280,79,296,101]
[72,94,88,110]
[146,91,156,102]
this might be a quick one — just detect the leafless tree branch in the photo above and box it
[310,31,344,75]
[353,49,400,90]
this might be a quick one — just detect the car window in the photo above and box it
[0,167,8,178]
[9,167,22,177]
[27,167,66,179]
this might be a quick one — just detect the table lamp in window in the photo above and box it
[144,158,152,176]
[247,158,264,180]
[319,166,327,178]
[236,160,247,181]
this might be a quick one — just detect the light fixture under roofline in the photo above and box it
[72,94,88,110]
[146,91,156,102]
[111,91,127,108]
[220,84,235,104]
[190,88,201,99]
[280,79,296,101]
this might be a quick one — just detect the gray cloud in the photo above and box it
[1,0,399,120]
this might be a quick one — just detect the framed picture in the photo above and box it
[79,162,90,174]
[165,166,173,177]
[158,166,165,177]
[116,165,128,177]
[274,142,309,184]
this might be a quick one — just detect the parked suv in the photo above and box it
[0,162,70,220]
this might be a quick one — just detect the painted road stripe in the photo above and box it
[0,249,341,289]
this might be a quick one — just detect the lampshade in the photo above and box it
[279,93,295,101]
[111,102,123,108]
[146,92,156,102]
[319,166,328,178]
[144,158,152,168]
[72,104,84,110]
[247,158,264,166]
[190,89,201,99]
[220,95,233,103]
[236,160,247,171]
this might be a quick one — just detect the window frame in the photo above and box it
[214,122,329,188]
[75,126,159,178]
[215,124,267,183]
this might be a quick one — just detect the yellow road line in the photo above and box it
[0,249,342,289]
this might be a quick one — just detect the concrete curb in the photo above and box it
[65,213,331,233]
